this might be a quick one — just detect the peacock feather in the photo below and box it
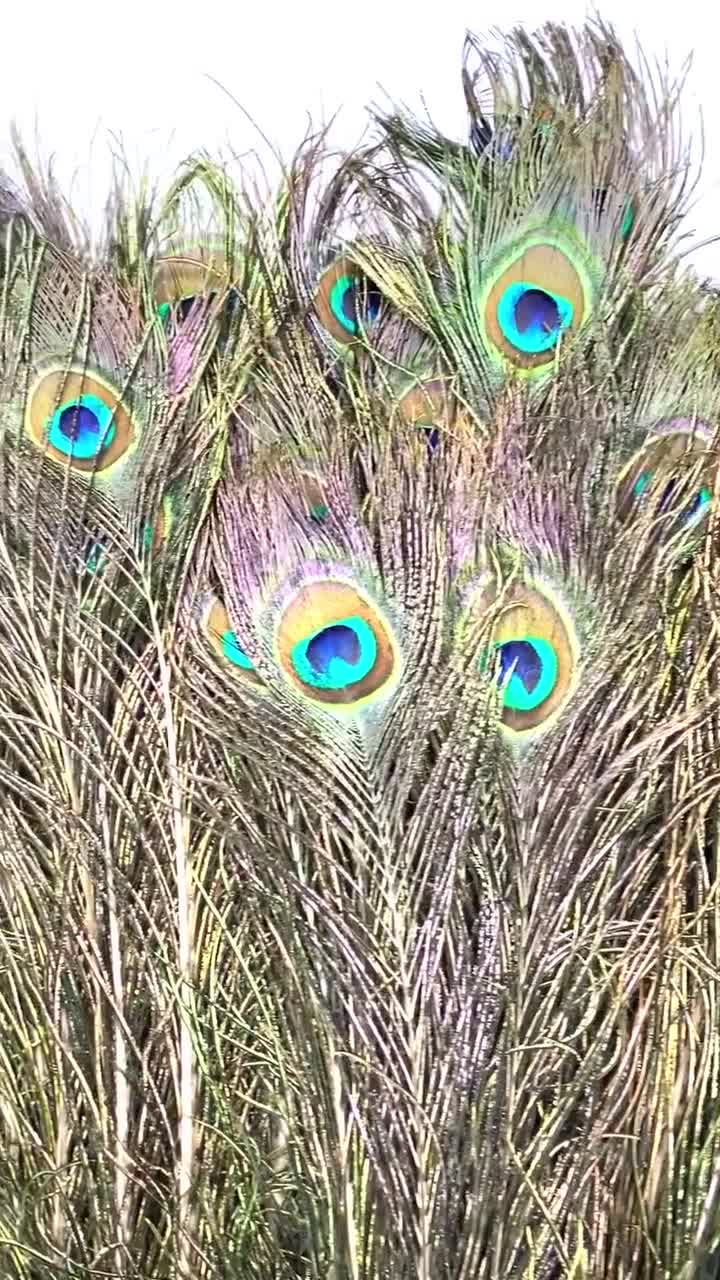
[0,18,718,1280]
[345,20,698,436]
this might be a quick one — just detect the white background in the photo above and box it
[3,0,717,277]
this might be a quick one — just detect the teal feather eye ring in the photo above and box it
[46,394,116,462]
[314,258,383,345]
[329,276,356,332]
[275,578,399,709]
[290,616,377,691]
[616,420,714,535]
[473,580,578,737]
[480,231,597,375]
[495,282,573,356]
[480,636,559,713]
[328,275,381,336]
[203,596,264,687]
[26,367,136,474]
[221,630,255,671]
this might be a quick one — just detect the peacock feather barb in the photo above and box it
[0,18,718,1280]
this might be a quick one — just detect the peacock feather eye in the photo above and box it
[203,597,264,686]
[313,258,383,345]
[397,379,465,451]
[153,251,239,339]
[158,287,241,331]
[153,252,230,311]
[26,368,136,474]
[616,421,714,535]
[472,579,578,738]
[274,578,399,710]
[176,297,200,324]
[479,230,596,376]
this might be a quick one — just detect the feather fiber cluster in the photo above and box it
[0,20,719,1280]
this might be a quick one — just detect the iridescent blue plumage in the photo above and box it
[47,396,116,462]
[496,282,573,355]
[492,636,558,712]
[291,617,377,691]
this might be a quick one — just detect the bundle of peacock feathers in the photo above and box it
[0,18,718,1280]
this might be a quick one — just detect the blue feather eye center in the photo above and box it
[328,273,382,336]
[484,240,588,373]
[26,369,135,474]
[472,584,576,737]
[277,580,398,708]
[177,295,199,322]
[618,425,715,535]
[291,617,377,691]
[220,629,254,671]
[497,282,573,355]
[157,296,201,328]
[484,637,558,712]
[48,395,116,461]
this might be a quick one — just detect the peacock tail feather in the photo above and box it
[0,17,718,1280]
